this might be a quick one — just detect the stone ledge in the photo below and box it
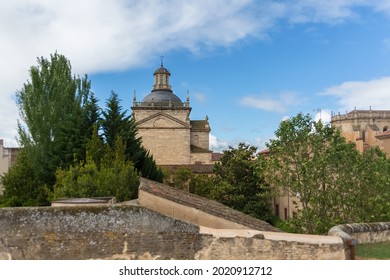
[329,222,390,239]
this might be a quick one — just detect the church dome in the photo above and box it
[142,90,182,103]
[154,66,170,75]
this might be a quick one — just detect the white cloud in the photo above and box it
[239,92,302,113]
[284,0,366,24]
[209,134,229,152]
[0,96,19,147]
[314,109,332,124]
[251,137,268,150]
[320,77,390,111]
[2,1,390,144]
[0,0,263,144]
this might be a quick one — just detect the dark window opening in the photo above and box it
[275,204,279,217]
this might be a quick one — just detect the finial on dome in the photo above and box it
[160,55,164,67]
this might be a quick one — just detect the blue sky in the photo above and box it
[1,1,390,151]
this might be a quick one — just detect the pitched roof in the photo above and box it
[376,130,390,139]
[212,152,223,162]
[139,178,281,232]
[258,148,270,156]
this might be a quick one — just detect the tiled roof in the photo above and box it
[376,130,390,139]
[139,178,281,232]
[212,152,223,162]
[258,148,270,155]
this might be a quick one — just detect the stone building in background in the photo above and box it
[131,62,213,170]
[0,140,20,194]
[331,109,390,157]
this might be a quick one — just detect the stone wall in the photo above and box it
[190,130,210,151]
[198,227,345,260]
[0,205,346,260]
[138,127,191,164]
[0,205,202,260]
[190,152,212,164]
[329,222,390,244]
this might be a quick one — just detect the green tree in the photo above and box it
[1,149,48,206]
[160,145,273,222]
[163,167,193,191]
[189,174,214,196]
[212,143,273,222]
[265,113,390,234]
[82,92,102,145]
[50,135,139,202]
[354,147,390,222]
[102,91,127,149]
[1,53,94,206]
[101,91,163,182]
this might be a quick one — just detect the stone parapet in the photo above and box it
[331,110,390,122]
[329,222,390,244]
[328,222,390,259]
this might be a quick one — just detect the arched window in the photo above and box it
[383,126,389,132]
[362,130,366,142]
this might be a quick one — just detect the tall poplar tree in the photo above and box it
[1,53,95,206]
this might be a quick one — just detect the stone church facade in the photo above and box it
[131,63,212,166]
[330,109,390,157]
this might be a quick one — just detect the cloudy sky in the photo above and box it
[1,0,390,151]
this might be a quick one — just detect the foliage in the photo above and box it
[102,91,128,149]
[1,53,95,206]
[1,53,162,207]
[101,91,163,182]
[354,147,390,222]
[0,149,48,206]
[162,144,273,222]
[211,143,274,222]
[266,113,390,234]
[50,135,139,202]
[189,174,214,197]
[163,167,193,191]
[270,217,300,233]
